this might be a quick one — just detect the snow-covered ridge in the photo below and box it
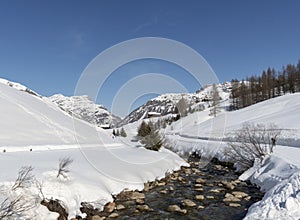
[0,78,41,97]
[49,94,121,128]
[120,82,231,125]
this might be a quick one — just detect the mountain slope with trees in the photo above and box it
[230,60,300,110]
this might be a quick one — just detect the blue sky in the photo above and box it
[0,0,300,116]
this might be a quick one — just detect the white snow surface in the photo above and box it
[0,79,187,219]
[167,93,300,145]
[241,155,300,220]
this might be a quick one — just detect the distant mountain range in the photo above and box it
[49,94,121,128]
[0,78,232,128]
[118,82,232,126]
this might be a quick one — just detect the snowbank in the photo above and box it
[241,155,300,219]
[0,146,187,219]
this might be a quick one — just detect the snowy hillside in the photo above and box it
[164,93,300,220]
[0,80,115,148]
[50,94,121,128]
[0,79,187,219]
[120,82,231,125]
[167,93,300,144]
[0,78,41,97]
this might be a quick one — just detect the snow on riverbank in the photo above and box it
[163,93,300,219]
[241,155,300,219]
[0,146,187,219]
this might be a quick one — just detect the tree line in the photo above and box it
[230,60,300,110]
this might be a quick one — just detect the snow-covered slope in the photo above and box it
[50,94,121,128]
[168,93,300,144]
[0,79,187,219]
[0,81,117,148]
[120,82,231,125]
[0,78,41,97]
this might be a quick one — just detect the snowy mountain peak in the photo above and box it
[49,94,121,128]
[119,82,232,125]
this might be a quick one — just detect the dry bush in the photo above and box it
[0,166,35,219]
[57,157,73,178]
[225,123,281,170]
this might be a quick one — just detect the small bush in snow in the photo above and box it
[120,127,127,137]
[137,121,163,151]
[57,157,73,179]
[0,166,35,219]
[225,123,281,171]
[12,166,34,191]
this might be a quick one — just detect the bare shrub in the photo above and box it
[0,166,35,219]
[57,157,73,178]
[12,166,34,191]
[0,194,34,219]
[225,123,281,171]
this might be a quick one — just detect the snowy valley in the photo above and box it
[0,78,299,219]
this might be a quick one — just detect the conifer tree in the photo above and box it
[120,127,127,137]
[116,129,120,136]
[137,120,163,151]
[209,84,221,117]
[137,121,151,138]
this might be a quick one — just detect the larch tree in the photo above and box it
[210,84,221,117]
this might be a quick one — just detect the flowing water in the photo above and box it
[100,155,264,220]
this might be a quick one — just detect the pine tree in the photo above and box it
[137,121,163,151]
[209,84,221,117]
[230,79,239,110]
[261,70,268,100]
[161,120,167,129]
[296,60,300,92]
[176,97,189,117]
[286,64,297,93]
[140,128,163,151]
[116,129,120,136]
[120,127,127,137]
[267,67,274,98]
[137,121,151,138]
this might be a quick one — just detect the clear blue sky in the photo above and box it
[0,0,300,116]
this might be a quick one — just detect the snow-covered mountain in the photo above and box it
[119,82,231,126]
[0,78,121,128]
[0,78,114,147]
[49,94,121,128]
